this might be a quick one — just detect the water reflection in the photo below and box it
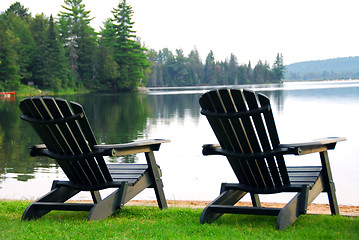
[146,93,201,121]
[0,99,54,184]
[1,81,358,205]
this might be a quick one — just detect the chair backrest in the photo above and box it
[199,89,290,189]
[20,96,113,186]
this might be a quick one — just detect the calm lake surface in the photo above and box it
[1,81,358,205]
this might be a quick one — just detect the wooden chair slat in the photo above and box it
[69,101,113,182]
[219,90,268,187]
[41,97,98,186]
[20,98,82,184]
[31,98,73,154]
[52,98,108,185]
[228,90,266,188]
[241,90,276,187]
[287,166,322,172]
[200,92,251,185]
[20,99,59,151]
[257,93,290,184]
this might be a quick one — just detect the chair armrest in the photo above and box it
[202,144,221,156]
[29,144,47,157]
[202,144,290,159]
[93,139,170,156]
[29,139,170,158]
[279,137,346,155]
[30,144,47,149]
[202,137,346,158]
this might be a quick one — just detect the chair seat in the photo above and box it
[52,164,149,191]
[108,164,148,185]
[287,166,321,187]
[224,166,322,194]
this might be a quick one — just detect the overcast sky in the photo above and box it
[1,0,358,65]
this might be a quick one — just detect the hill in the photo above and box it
[285,56,359,80]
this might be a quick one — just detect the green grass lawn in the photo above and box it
[0,201,357,239]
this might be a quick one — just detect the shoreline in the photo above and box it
[126,200,359,217]
[1,199,358,216]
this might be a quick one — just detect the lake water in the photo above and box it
[1,81,358,206]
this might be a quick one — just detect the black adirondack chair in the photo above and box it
[20,96,169,221]
[199,88,345,230]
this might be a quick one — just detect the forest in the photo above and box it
[0,0,285,92]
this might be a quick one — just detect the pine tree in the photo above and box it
[58,0,97,88]
[97,20,120,89]
[204,50,215,84]
[272,53,286,82]
[29,14,49,89]
[228,53,238,84]
[187,48,203,85]
[111,0,150,91]
[161,48,175,86]
[4,2,31,21]
[30,14,73,90]
[238,64,249,84]
[47,15,74,90]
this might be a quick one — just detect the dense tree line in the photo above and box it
[0,0,285,92]
[146,50,285,87]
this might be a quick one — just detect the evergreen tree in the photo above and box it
[172,49,189,86]
[58,0,97,88]
[238,64,249,84]
[253,60,266,83]
[110,0,149,91]
[47,15,74,90]
[271,53,285,82]
[187,47,203,85]
[160,48,175,86]
[228,53,238,85]
[214,60,227,85]
[77,20,98,88]
[4,2,31,21]
[30,14,73,90]
[97,19,120,89]
[29,14,49,88]
[204,50,215,84]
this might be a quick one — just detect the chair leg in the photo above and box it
[276,192,301,230]
[277,176,324,230]
[91,191,102,204]
[22,185,80,220]
[200,189,247,224]
[87,182,128,221]
[320,151,339,215]
[250,193,261,207]
[145,151,168,209]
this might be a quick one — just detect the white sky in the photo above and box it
[1,0,358,65]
